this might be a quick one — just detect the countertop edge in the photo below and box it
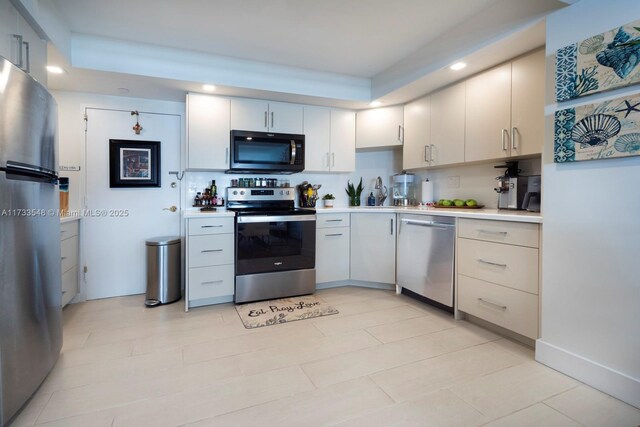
[313,207,543,223]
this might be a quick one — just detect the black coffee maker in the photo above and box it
[494,161,526,210]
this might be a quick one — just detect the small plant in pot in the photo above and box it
[345,178,363,206]
[322,193,335,208]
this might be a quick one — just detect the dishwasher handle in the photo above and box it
[401,218,455,229]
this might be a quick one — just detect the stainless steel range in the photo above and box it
[227,187,316,303]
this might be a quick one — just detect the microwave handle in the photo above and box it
[290,140,296,165]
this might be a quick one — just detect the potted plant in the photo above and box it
[322,193,335,208]
[345,178,364,206]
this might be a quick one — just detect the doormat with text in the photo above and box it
[235,295,338,329]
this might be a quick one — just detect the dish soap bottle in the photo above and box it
[367,192,376,206]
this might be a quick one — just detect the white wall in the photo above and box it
[537,0,640,408]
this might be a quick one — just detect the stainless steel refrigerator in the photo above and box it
[0,56,62,426]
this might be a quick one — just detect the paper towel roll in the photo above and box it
[421,179,434,204]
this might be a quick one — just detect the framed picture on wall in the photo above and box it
[556,19,640,102]
[109,139,161,188]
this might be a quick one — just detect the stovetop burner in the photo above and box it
[226,187,315,215]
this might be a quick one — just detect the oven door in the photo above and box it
[229,130,304,173]
[236,214,315,275]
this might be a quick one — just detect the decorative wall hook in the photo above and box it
[131,110,143,135]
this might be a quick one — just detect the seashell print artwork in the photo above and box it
[556,19,640,102]
[555,94,640,162]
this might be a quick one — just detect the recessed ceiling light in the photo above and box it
[450,62,467,71]
[202,84,216,92]
[369,101,383,107]
[46,65,65,74]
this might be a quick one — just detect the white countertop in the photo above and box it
[60,216,81,224]
[183,208,235,218]
[182,206,542,223]
[314,206,542,223]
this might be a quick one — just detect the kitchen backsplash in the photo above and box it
[186,151,541,210]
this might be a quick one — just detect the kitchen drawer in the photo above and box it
[61,236,78,274]
[61,266,78,306]
[317,213,350,228]
[60,220,79,240]
[458,275,538,339]
[316,226,350,283]
[189,264,235,300]
[458,218,539,248]
[458,237,538,294]
[188,217,234,236]
[188,234,234,267]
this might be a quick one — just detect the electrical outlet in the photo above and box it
[447,176,460,188]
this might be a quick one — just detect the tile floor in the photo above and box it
[12,286,640,427]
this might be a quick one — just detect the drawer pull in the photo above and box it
[477,258,507,268]
[61,257,67,261]
[201,249,223,253]
[201,225,223,228]
[325,233,343,237]
[477,229,507,235]
[478,297,507,310]
[201,280,223,286]
[325,219,343,222]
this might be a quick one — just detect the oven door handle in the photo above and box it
[237,214,316,223]
[290,140,296,165]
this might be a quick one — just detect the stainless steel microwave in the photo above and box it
[228,130,305,174]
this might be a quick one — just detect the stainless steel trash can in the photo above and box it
[145,236,181,306]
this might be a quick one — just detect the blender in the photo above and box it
[392,172,416,206]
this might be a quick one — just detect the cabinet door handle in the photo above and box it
[478,298,507,310]
[511,127,518,150]
[477,229,507,236]
[264,111,268,128]
[325,219,343,222]
[12,34,24,69]
[201,225,223,228]
[325,233,343,237]
[430,144,435,163]
[225,147,229,165]
[23,41,30,73]
[424,145,429,162]
[501,129,509,151]
[390,218,394,235]
[61,257,67,261]
[477,258,507,268]
[271,112,274,128]
[202,280,223,286]
[326,153,330,167]
[201,249,223,253]
[332,153,335,167]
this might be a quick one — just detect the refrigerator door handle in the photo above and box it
[1,161,58,184]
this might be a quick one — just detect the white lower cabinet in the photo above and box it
[457,218,540,339]
[316,213,350,284]
[350,213,396,284]
[60,220,80,307]
[186,216,235,308]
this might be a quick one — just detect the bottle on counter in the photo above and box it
[210,180,217,197]
[367,192,376,206]
[194,192,201,206]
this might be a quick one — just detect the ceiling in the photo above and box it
[31,0,567,107]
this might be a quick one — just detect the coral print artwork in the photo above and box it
[556,20,640,102]
[554,94,640,162]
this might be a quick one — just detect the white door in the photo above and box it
[350,213,396,284]
[303,105,331,172]
[186,93,230,170]
[403,95,430,170]
[268,101,303,134]
[84,108,182,300]
[230,98,268,131]
[330,109,356,172]
[356,105,404,149]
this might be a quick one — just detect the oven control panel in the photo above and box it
[227,187,294,202]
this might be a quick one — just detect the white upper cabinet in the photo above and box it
[430,81,466,167]
[330,109,356,172]
[356,105,404,149]
[402,95,430,170]
[511,49,545,157]
[0,0,47,86]
[186,93,231,170]
[465,49,544,162]
[303,106,355,173]
[230,98,303,134]
[303,106,331,172]
[465,62,512,162]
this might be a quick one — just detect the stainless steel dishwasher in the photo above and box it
[397,214,456,307]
